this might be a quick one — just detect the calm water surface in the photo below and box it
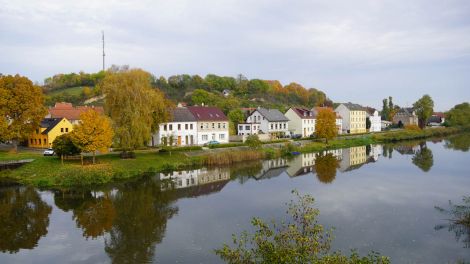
[1,135,470,263]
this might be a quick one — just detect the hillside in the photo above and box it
[42,71,332,112]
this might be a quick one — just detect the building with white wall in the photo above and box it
[188,106,229,145]
[246,107,289,138]
[149,107,197,146]
[284,107,316,138]
[367,109,382,132]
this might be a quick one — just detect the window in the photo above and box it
[239,125,243,130]
[169,124,173,130]
[200,124,204,129]
[190,124,193,129]
[61,128,64,132]
[66,128,69,132]
[219,134,225,140]
[212,123,215,129]
[178,124,181,130]
[164,124,167,131]
[202,135,208,141]
[283,123,286,129]
[270,124,273,129]
[223,123,226,129]
[212,133,216,140]
[185,124,188,130]
[218,123,221,129]
[245,125,250,130]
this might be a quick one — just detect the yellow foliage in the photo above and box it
[405,124,421,131]
[71,110,114,161]
[315,108,337,143]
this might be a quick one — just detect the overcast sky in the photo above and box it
[1,0,469,110]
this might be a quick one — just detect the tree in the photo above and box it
[381,98,389,121]
[228,109,245,135]
[0,75,47,152]
[102,68,171,153]
[71,110,114,164]
[315,153,339,184]
[315,108,337,144]
[444,134,470,152]
[0,186,52,253]
[73,194,116,239]
[215,190,389,263]
[52,134,81,161]
[413,95,434,129]
[446,102,470,127]
[366,117,371,130]
[245,134,262,149]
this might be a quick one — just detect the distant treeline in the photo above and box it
[43,71,106,92]
[42,70,331,111]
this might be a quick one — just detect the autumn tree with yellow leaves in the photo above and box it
[71,110,114,164]
[0,75,47,152]
[315,108,337,144]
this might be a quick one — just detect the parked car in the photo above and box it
[204,140,220,146]
[43,148,55,156]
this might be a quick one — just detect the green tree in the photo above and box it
[0,75,47,152]
[315,153,339,184]
[228,109,245,135]
[413,95,434,129]
[245,134,262,149]
[102,68,171,152]
[366,117,371,130]
[381,98,389,121]
[444,134,470,152]
[446,102,470,127]
[412,143,434,172]
[52,133,81,159]
[215,190,389,264]
[71,110,114,164]
[315,108,337,144]
[0,186,52,253]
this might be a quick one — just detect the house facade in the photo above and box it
[335,103,367,134]
[149,107,197,147]
[366,109,381,132]
[245,107,289,138]
[393,108,418,126]
[188,106,229,145]
[28,117,73,148]
[284,107,316,137]
[237,123,260,136]
[48,102,104,125]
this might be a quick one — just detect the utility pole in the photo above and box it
[102,31,105,71]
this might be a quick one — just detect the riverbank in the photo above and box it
[0,127,463,188]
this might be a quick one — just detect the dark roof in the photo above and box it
[428,116,442,123]
[187,106,228,121]
[170,107,196,122]
[341,103,366,111]
[290,107,316,119]
[256,108,289,122]
[40,118,63,134]
[397,107,415,116]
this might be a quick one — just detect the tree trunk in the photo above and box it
[12,139,18,154]
[81,154,83,166]
[93,151,96,164]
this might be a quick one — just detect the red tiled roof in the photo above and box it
[291,107,315,119]
[49,102,104,121]
[187,106,228,121]
[433,112,446,118]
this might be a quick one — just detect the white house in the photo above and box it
[366,109,381,132]
[188,106,229,145]
[246,107,289,138]
[284,107,316,137]
[237,123,260,136]
[149,107,197,147]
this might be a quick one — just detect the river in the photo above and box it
[1,134,469,263]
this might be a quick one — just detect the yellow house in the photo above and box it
[28,117,74,148]
[335,103,367,134]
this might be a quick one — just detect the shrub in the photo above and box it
[53,134,81,157]
[405,124,421,131]
[245,135,262,149]
[202,150,265,166]
[208,143,245,149]
[215,190,390,264]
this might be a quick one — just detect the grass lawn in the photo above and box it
[46,86,86,97]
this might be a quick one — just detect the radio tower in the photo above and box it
[102,31,105,71]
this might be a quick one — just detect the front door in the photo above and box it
[177,136,182,146]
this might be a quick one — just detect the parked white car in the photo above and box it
[43,148,55,156]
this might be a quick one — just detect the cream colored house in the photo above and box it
[284,107,316,138]
[335,103,367,134]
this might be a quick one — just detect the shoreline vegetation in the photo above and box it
[0,127,465,188]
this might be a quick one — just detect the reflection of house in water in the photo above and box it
[252,158,288,180]
[158,167,230,191]
[394,144,420,155]
[369,144,383,161]
[287,149,342,177]
[339,146,368,172]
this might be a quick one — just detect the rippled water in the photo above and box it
[1,134,469,263]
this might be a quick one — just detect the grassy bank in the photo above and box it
[0,127,463,188]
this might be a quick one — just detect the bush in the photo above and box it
[208,143,245,149]
[245,135,262,149]
[215,190,389,264]
[405,124,421,131]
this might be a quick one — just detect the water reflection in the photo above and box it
[412,143,434,172]
[445,134,470,152]
[0,186,52,253]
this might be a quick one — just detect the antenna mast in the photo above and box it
[102,31,105,71]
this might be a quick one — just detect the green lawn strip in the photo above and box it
[46,86,86,97]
